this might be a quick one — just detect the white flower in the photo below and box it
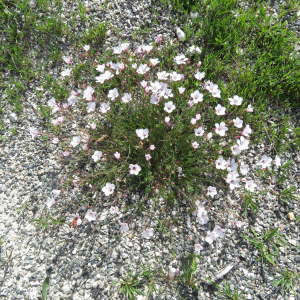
[29,127,39,139]
[194,71,205,80]
[89,123,96,130]
[67,94,78,106]
[188,45,201,53]
[245,180,257,192]
[100,102,110,113]
[240,161,249,175]
[229,95,243,106]
[157,71,169,80]
[170,71,184,82]
[233,117,243,128]
[215,104,226,115]
[52,137,60,144]
[140,80,148,88]
[213,225,225,238]
[149,81,161,93]
[96,64,105,73]
[274,155,281,167]
[195,243,203,253]
[174,54,188,65]
[194,127,204,136]
[241,124,252,137]
[195,114,201,121]
[226,158,238,172]
[246,104,254,112]
[145,154,151,160]
[207,186,217,198]
[227,174,240,189]
[196,210,209,224]
[178,86,185,94]
[113,45,122,54]
[165,116,170,123]
[86,102,96,113]
[149,145,155,150]
[119,222,129,232]
[191,90,203,103]
[63,150,71,157]
[175,27,186,41]
[102,182,115,196]
[191,118,197,125]
[216,156,227,170]
[70,136,81,147]
[85,209,97,222]
[231,144,241,155]
[205,231,216,244]
[83,86,94,101]
[164,101,176,113]
[92,151,103,162]
[122,93,132,103]
[107,88,119,101]
[136,64,150,75]
[237,136,249,150]
[215,122,228,136]
[114,152,120,159]
[150,58,160,66]
[46,197,56,208]
[150,94,160,104]
[129,164,141,175]
[136,128,149,140]
[52,190,61,198]
[207,132,213,140]
[205,81,221,98]
[142,227,154,239]
[63,56,71,64]
[192,141,199,149]
[83,45,90,52]
[258,155,272,168]
[61,68,71,77]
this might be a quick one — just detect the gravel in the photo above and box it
[1,0,300,299]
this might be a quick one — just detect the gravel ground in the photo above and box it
[0,0,300,299]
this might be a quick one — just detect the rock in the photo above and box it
[287,212,295,221]
[175,27,186,41]
[9,113,18,122]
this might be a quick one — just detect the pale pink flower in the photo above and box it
[67,94,78,106]
[83,45,90,52]
[194,71,205,80]
[102,182,115,196]
[110,206,119,214]
[240,161,249,175]
[164,101,176,113]
[165,116,170,123]
[215,156,227,170]
[149,81,161,93]
[273,155,281,167]
[145,154,151,160]
[195,243,203,253]
[107,88,119,101]
[205,80,221,98]
[122,93,132,103]
[121,42,130,51]
[194,127,204,136]
[237,136,249,150]
[215,104,226,115]
[191,118,197,125]
[227,175,240,190]
[63,150,71,157]
[140,80,148,88]
[142,227,154,239]
[52,137,60,144]
[233,117,243,128]
[70,136,81,147]
[174,54,188,65]
[231,144,241,155]
[100,102,110,113]
[129,164,141,175]
[82,144,88,150]
[150,94,160,104]
[233,221,243,228]
[61,68,72,77]
[170,71,184,82]
[89,123,96,130]
[207,132,213,140]
[150,58,160,66]
[137,64,150,75]
[51,119,60,126]
[62,103,69,109]
[213,225,225,238]
[57,117,64,123]
[46,197,56,208]
[191,90,203,103]
[215,122,228,136]
[83,86,94,101]
[136,128,149,140]
[197,61,202,68]
[157,71,169,80]
[86,102,96,113]
[178,86,185,94]
[245,180,257,192]
[196,211,209,224]
[149,145,155,150]
[207,186,217,198]
[96,64,105,73]
[92,151,103,162]
[192,141,199,149]
[156,34,163,43]
[188,100,194,108]
[132,63,137,69]
[229,95,243,106]
[113,45,122,54]
[246,104,254,112]
[114,152,120,159]
[85,209,97,222]
[63,56,71,64]
[205,231,216,244]
[226,158,238,172]
[259,155,272,168]
[52,190,61,198]
[241,124,252,137]
[195,114,201,121]
[119,222,129,232]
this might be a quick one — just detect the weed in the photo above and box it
[181,253,202,290]
[208,280,244,300]
[272,268,300,297]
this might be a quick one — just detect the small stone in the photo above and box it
[9,113,18,122]
[287,212,295,221]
